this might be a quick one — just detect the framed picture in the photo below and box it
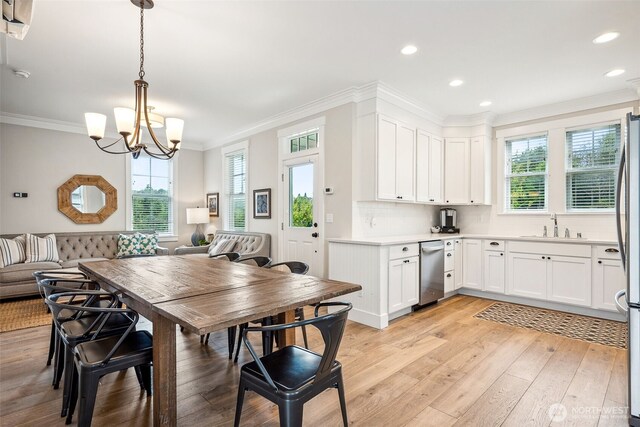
[253,188,271,219]
[206,192,219,217]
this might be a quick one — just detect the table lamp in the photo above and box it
[186,207,209,246]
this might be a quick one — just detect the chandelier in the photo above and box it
[84,0,183,160]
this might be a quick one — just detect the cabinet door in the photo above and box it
[484,251,505,293]
[469,136,486,205]
[508,253,547,300]
[462,239,482,290]
[388,259,404,312]
[416,131,431,203]
[396,125,416,201]
[429,136,444,203]
[444,272,455,293]
[547,256,591,307]
[444,138,469,204]
[377,116,398,201]
[402,257,420,306]
[593,258,625,311]
[454,239,463,289]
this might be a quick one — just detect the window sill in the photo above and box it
[498,211,549,216]
[158,235,179,243]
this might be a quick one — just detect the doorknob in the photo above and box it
[311,232,319,238]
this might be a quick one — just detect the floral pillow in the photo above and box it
[116,234,140,258]
[136,232,158,255]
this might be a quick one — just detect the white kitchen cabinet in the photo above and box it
[388,256,419,312]
[444,271,455,293]
[547,255,591,307]
[469,136,491,205]
[416,130,443,203]
[484,250,505,293]
[508,252,547,300]
[444,138,469,204]
[462,239,482,290]
[454,239,463,289]
[377,115,415,202]
[593,258,625,311]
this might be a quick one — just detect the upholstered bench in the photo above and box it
[0,231,168,300]
[173,230,270,258]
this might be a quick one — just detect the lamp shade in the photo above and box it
[85,113,106,140]
[165,118,184,146]
[186,208,209,225]
[114,107,135,135]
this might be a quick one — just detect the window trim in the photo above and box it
[125,153,179,242]
[564,121,621,212]
[503,133,549,213]
[221,140,249,231]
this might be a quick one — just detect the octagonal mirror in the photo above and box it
[58,175,117,224]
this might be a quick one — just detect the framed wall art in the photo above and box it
[206,192,219,217]
[253,188,271,219]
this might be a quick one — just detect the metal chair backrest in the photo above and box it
[234,255,272,268]
[211,252,241,261]
[268,261,309,275]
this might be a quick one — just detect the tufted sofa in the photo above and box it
[173,230,270,258]
[0,230,168,300]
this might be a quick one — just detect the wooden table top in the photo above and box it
[79,255,361,334]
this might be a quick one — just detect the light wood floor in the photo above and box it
[0,295,629,426]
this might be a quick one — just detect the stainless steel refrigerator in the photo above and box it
[616,112,640,427]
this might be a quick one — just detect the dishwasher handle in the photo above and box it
[421,245,444,253]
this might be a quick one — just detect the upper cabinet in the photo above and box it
[416,130,444,203]
[444,135,491,205]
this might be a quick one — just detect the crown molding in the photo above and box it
[493,88,639,128]
[0,111,204,151]
[373,82,445,125]
[443,111,497,127]
[628,78,640,98]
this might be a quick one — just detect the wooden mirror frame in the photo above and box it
[57,175,117,224]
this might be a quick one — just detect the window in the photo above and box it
[130,154,174,235]
[223,146,247,231]
[289,130,318,154]
[566,123,620,210]
[504,134,548,211]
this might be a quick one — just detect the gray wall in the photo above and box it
[0,123,204,252]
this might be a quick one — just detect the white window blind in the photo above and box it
[225,150,247,231]
[131,155,173,234]
[566,123,620,210]
[505,134,548,211]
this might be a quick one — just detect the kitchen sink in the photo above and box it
[518,235,585,240]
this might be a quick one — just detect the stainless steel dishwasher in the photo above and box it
[416,240,445,308]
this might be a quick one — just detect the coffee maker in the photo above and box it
[440,208,459,233]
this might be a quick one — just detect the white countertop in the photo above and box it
[327,233,618,246]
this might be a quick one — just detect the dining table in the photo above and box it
[78,255,361,427]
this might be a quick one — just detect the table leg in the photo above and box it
[152,312,177,427]
[276,309,296,347]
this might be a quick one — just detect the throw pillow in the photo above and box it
[136,232,158,255]
[208,239,237,257]
[0,234,26,268]
[116,233,139,258]
[25,233,60,263]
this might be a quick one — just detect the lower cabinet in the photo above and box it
[484,250,505,293]
[593,258,625,311]
[547,255,591,307]
[508,253,547,300]
[462,239,482,290]
[388,256,419,312]
[454,239,463,289]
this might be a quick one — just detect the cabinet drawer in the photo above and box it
[444,271,455,293]
[444,250,455,272]
[444,239,455,250]
[508,241,591,258]
[389,243,419,260]
[594,245,622,260]
[484,240,505,251]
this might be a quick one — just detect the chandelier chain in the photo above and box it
[139,2,145,79]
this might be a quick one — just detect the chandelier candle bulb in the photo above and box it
[114,107,135,136]
[166,118,184,146]
[85,113,107,141]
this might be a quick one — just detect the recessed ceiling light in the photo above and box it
[593,32,620,44]
[401,45,418,55]
[449,79,464,87]
[605,69,625,77]
[479,101,492,107]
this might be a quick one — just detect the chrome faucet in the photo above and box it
[550,213,558,237]
[565,227,570,238]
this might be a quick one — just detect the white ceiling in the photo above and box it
[1,0,639,149]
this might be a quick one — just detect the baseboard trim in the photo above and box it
[346,308,388,330]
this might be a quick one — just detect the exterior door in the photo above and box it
[283,155,322,277]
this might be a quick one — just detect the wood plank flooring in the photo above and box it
[0,295,629,426]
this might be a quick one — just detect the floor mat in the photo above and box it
[0,298,50,333]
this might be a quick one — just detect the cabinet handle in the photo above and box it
[429,199,435,202]
[490,242,499,246]
[402,247,408,252]
[598,260,602,264]
[403,259,410,263]
[548,256,551,260]
[605,248,619,253]
[470,200,474,203]
[541,256,545,259]
[446,273,452,278]
[446,242,452,246]
[397,196,403,200]
[446,200,449,203]
[447,253,452,257]
[500,253,503,256]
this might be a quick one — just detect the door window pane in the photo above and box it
[289,163,314,228]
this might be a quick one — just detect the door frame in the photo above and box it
[277,117,325,277]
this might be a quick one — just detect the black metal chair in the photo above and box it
[45,292,153,426]
[234,255,272,267]
[268,261,310,349]
[211,251,241,261]
[43,286,136,419]
[234,302,352,427]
